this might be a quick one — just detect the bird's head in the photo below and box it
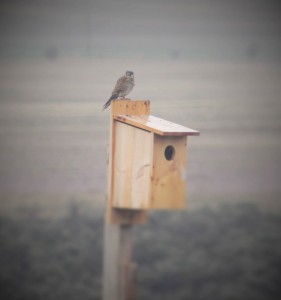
[125,71,134,78]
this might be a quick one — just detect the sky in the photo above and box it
[0,0,280,61]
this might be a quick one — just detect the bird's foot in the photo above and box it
[117,97,131,100]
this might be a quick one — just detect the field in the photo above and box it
[0,201,280,300]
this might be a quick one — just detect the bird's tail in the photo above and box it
[102,94,118,110]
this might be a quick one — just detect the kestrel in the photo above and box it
[103,71,135,110]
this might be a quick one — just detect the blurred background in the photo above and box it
[0,0,280,299]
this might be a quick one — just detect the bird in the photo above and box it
[103,71,135,110]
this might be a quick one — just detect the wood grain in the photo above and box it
[113,121,153,209]
[150,135,188,209]
[111,99,150,116]
[107,100,150,224]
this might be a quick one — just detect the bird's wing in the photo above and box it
[111,75,127,95]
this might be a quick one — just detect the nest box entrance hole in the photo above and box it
[164,145,175,161]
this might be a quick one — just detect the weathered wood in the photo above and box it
[107,208,147,225]
[114,114,200,136]
[120,225,137,300]
[102,222,122,300]
[123,262,138,300]
[103,224,137,300]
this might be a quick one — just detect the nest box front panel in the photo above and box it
[150,135,187,209]
[112,121,153,209]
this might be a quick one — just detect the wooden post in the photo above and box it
[103,223,136,300]
[102,100,150,300]
[102,99,199,299]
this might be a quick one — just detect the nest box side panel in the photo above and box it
[151,135,187,209]
[112,121,153,209]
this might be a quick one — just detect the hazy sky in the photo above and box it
[0,0,280,61]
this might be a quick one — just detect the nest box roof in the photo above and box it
[114,115,200,136]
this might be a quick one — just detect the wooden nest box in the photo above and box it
[107,100,199,211]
